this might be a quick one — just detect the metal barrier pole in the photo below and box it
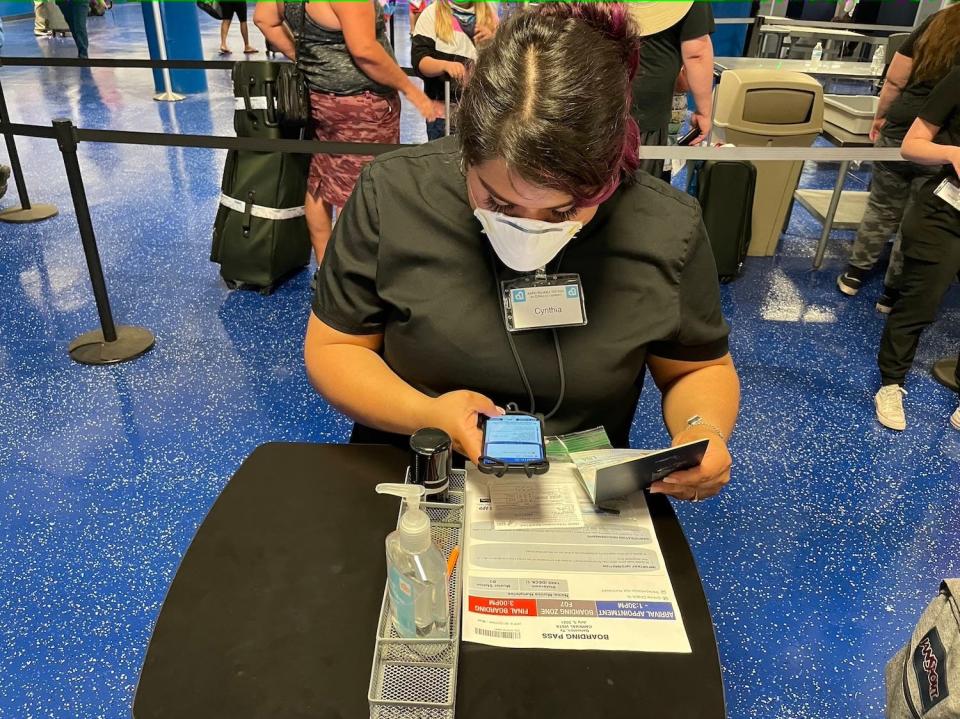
[444,80,451,137]
[150,1,185,103]
[812,159,850,270]
[52,119,155,365]
[0,67,59,223]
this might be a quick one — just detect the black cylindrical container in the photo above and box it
[410,428,452,502]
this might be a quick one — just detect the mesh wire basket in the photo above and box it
[368,470,465,718]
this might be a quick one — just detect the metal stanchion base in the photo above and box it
[69,325,156,365]
[932,357,959,392]
[0,203,59,223]
[153,91,186,103]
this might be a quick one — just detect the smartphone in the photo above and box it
[677,125,701,147]
[478,413,549,477]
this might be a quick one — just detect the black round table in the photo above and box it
[133,443,726,718]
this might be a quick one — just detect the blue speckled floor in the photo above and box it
[1,7,959,719]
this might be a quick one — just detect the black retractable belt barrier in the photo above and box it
[52,119,155,366]
[0,64,58,223]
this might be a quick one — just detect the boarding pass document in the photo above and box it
[462,464,691,653]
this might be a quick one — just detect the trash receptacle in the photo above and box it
[712,69,824,256]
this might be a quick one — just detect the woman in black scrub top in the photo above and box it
[874,66,960,432]
[305,3,741,502]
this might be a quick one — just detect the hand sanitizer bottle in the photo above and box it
[811,42,823,67]
[871,45,885,74]
[376,483,450,640]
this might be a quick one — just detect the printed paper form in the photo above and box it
[490,481,585,530]
[462,464,691,653]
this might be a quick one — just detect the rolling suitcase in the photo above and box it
[231,60,296,140]
[689,159,756,283]
[210,61,311,293]
[210,150,311,294]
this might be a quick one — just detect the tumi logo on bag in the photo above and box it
[913,627,950,712]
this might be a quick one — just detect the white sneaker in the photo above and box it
[951,406,960,431]
[875,385,907,431]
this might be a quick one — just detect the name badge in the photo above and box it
[934,177,960,213]
[501,274,587,332]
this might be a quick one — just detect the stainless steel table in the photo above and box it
[714,57,883,80]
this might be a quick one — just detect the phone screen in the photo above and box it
[483,415,545,465]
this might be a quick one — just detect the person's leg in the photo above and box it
[71,2,89,58]
[305,193,334,263]
[34,0,49,34]
[220,18,231,53]
[881,170,938,295]
[839,160,911,294]
[56,0,88,57]
[240,22,257,53]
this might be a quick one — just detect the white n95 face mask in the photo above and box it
[474,208,582,273]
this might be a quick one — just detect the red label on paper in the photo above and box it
[468,596,538,617]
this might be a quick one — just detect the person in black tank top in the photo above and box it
[255,0,435,268]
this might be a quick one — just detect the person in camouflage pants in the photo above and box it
[839,132,939,310]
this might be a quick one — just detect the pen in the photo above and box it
[447,546,460,578]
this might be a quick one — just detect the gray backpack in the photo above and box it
[886,580,959,719]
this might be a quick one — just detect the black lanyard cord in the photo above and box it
[486,245,568,421]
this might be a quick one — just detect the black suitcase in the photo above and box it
[232,61,300,140]
[689,159,756,283]
[210,150,312,294]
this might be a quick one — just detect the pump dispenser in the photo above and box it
[376,483,450,640]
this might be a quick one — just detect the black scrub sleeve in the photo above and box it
[897,15,933,59]
[411,33,436,80]
[312,166,388,335]
[679,1,715,41]
[647,217,730,362]
[918,66,960,141]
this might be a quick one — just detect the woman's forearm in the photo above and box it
[305,343,435,435]
[660,363,740,439]
[353,43,420,97]
[418,56,451,78]
[684,54,714,120]
[874,80,901,122]
[253,9,296,60]
[902,138,957,166]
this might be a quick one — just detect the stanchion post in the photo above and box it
[150,1,185,103]
[0,64,59,223]
[444,80,451,137]
[52,119,155,365]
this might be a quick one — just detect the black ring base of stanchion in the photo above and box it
[0,203,59,223]
[932,357,959,392]
[68,325,156,366]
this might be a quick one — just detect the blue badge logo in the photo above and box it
[512,289,527,303]
[566,286,580,299]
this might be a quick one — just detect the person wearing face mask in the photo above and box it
[305,2,740,502]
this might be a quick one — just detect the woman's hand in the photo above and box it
[473,24,495,46]
[444,61,468,84]
[869,117,886,142]
[949,146,960,177]
[689,112,712,145]
[649,426,732,501]
[407,86,439,121]
[427,390,504,463]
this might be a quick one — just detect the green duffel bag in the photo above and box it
[232,61,301,140]
[210,149,312,294]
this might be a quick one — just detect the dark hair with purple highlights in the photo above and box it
[457,2,641,207]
